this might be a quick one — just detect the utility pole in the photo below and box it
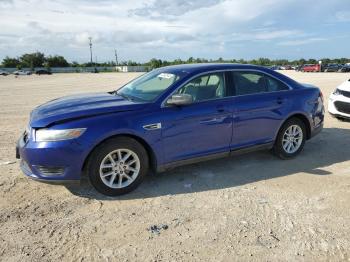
[88,37,93,65]
[114,49,118,65]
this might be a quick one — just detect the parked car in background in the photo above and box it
[323,64,342,72]
[269,65,280,70]
[294,65,303,71]
[280,65,292,70]
[35,69,52,75]
[0,70,9,76]
[339,65,350,72]
[329,79,350,120]
[13,70,32,75]
[301,64,321,72]
[16,64,324,196]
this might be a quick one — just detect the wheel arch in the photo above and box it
[81,133,158,176]
[276,113,312,140]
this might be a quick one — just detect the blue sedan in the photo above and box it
[16,64,324,196]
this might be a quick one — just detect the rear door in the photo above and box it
[229,71,291,149]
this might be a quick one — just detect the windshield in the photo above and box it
[117,70,182,102]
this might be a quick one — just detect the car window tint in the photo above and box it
[233,72,267,95]
[265,76,289,92]
[224,72,235,97]
[177,73,225,102]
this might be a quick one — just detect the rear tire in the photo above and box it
[273,118,306,159]
[87,137,149,196]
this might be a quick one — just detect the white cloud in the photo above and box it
[335,11,350,22]
[0,0,349,61]
[74,33,91,46]
[73,32,103,47]
[129,0,223,18]
[251,30,302,40]
[278,38,327,46]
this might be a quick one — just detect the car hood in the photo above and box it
[337,79,350,92]
[30,92,146,128]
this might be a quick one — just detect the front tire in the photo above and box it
[273,118,306,159]
[87,137,149,196]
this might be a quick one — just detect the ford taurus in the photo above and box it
[16,64,324,196]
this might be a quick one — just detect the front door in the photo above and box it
[161,72,233,163]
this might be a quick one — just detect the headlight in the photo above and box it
[35,128,86,142]
[333,89,341,95]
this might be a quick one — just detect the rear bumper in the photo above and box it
[310,122,323,138]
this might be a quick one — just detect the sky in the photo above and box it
[0,0,350,63]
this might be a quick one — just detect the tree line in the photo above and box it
[145,57,350,69]
[1,52,350,69]
[0,52,117,69]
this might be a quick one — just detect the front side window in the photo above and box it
[175,73,225,102]
[117,70,182,102]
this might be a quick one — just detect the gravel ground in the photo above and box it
[0,71,350,261]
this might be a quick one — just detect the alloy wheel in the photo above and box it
[282,125,303,154]
[99,149,140,189]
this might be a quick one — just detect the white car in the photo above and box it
[328,79,350,120]
[0,70,9,76]
[13,70,32,75]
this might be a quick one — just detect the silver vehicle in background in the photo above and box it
[13,70,32,75]
[0,70,9,76]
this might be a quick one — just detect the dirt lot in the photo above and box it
[0,71,350,261]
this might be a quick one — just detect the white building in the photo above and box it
[115,66,148,72]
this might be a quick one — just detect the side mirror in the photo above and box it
[167,94,193,106]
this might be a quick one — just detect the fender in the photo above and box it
[273,111,312,141]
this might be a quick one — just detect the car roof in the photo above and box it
[156,63,301,89]
[159,63,275,75]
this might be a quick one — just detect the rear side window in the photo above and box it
[265,76,289,92]
[232,71,289,96]
[233,72,267,95]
